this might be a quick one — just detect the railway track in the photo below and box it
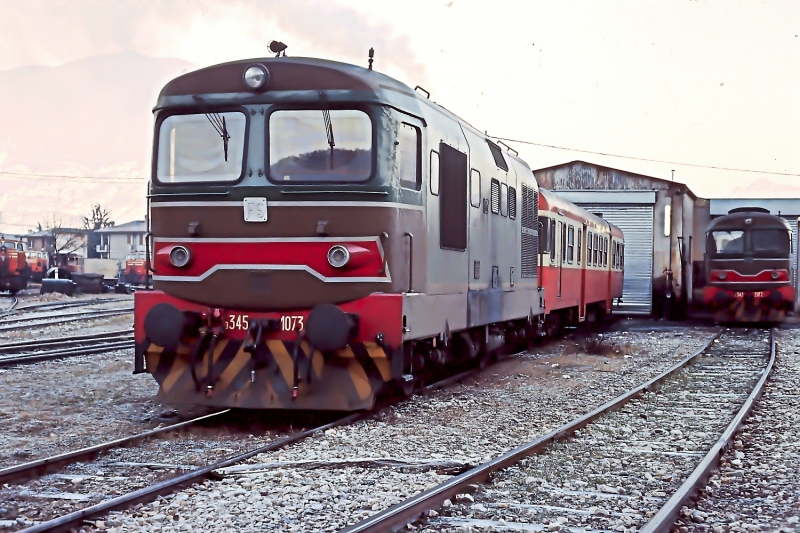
[2,350,537,532]
[6,297,132,316]
[341,328,775,533]
[0,329,133,367]
[0,306,133,333]
[0,296,19,315]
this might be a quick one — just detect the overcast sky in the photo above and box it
[0,0,798,232]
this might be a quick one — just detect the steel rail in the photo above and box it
[0,306,134,326]
[9,297,132,316]
[20,412,366,533]
[0,296,19,316]
[0,340,134,367]
[0,308,133,332]
[0,410,229,485]
[0,329,133,354]
[338,331,724,533]
[638,329,777,533]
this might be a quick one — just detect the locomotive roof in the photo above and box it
[155,56,534,177]
[538,188,622,236]
[707,210,792,232]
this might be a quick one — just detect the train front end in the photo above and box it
[703,209,795,322]
[134,58,423,410]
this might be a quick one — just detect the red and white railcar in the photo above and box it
[538,189,624,335]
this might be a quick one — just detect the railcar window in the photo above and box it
[549,222,557,262]
[592,234,598,265]
[751,229,791,255]
[587,232,593,266]
[471,170,482,208]
[500,183,509,217]
[490,178,500,214]
[577,229,582,264]
[710,230,745,255]
[398,123,421,190]
[430,150,440,195]
[604,237,608,266]
[268,109,372,183]
[567,226,575,263]
[157,111,247,183]
[486,140,509,171]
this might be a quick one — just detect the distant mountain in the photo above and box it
[729,177,800,198]
[0,52,194,232]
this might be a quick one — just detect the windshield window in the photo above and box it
[752,229,790,255]
[710,230,744,255]
[157,112,247,183]
[269,109,372,183]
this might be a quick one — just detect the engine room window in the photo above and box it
[157,111,247,183]
[500,183,509,217]
[397,123,421,190]
[471,169,482,208]
[269,109,372,183]
[710,230,745,255]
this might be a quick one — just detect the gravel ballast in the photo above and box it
[93,325,716,532]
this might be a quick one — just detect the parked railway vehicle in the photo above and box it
[120,252,149,285]
[538,189,624,335]
[133,56,623,411]
[0,238,30,293]
[25,251,49,282]
[703,207,795,322]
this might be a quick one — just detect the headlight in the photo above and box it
[327,245,350,268]
[243,64,269,90]
[169,246,191,268]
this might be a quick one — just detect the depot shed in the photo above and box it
[534,161,706,317]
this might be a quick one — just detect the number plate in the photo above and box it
[243,197,267,222]
[735,292,765,298]
[225,314,250,331]
[280,315,304,331]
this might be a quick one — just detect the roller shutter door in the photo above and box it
[576,204,654,314]
[786,218,798,298]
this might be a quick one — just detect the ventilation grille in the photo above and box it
[509,186,517,219]
[521,184,539,278]
[491,179,500,214]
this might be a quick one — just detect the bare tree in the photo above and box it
[36,215,84,266]
[82,204,114,230]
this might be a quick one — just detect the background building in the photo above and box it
[94,220,147,260]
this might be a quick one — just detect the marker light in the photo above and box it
[243,64,269,90]
[169,246,191,268]
[327,245,350,268]
[718,272,727,280]
[772,271,780,280]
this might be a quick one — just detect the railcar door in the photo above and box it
[557,220,564,298]
[580,224,587,320]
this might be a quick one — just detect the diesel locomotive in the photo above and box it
[703,208,795,322]
[133,56,622,411]
[0,238,30,294]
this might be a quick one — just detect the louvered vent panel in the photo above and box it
[491,179,500,214]
[509,187,517,219]
[521,184,539,278]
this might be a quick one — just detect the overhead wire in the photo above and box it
[491,136,800,177]
[0,171,145,183]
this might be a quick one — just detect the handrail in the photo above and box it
[404,232,414,292]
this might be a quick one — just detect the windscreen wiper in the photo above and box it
[322,109,335,169]
[205,113,231,162]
